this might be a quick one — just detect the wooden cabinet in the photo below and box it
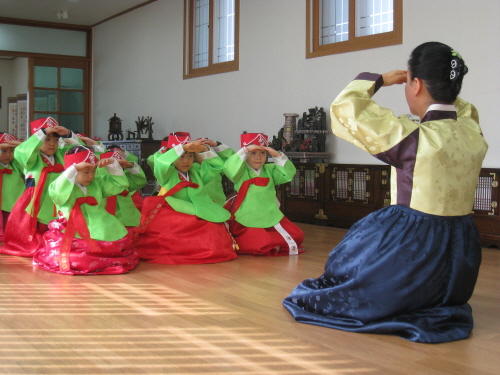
[279,163,500,248]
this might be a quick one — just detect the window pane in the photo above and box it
[214,0,235,63]
[353,171,367,200]
[61,68,83,89]
[193,0,209,68]
[474,176,492,211]
[34,113,58,122]
[60,91,83,113]
[304,169,316,196]
[290,170,301,196]
[336,170,348,199]
[34,66,58,88]
[320,0,349,45]
[356,0,393,37]
[60,114,83,133]
[34,89,57,112]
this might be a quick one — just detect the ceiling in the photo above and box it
[0,0,157,27]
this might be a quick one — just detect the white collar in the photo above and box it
[0,162,10,168]
[76,183,87,195]
[425,104,456,114]
[178,171,190,181]
[40,152,55,165]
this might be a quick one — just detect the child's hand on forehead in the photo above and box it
[97,158,115,168]
[184,141,207,153]
[45,126,70,136]
[79,136,98,146]
[200,139,218,147]
[0,140,21,149]
[75,162,97,171]
[117,159,134,169]
[245,144,264,152]
[261,146,280,157]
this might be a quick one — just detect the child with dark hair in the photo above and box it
[283,42,488,343]
[223,133,304,256]
[32,145,139,275]
[0,133,25,240]
[1,118,83,256]
[134,132,237,265]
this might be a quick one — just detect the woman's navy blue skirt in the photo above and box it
[282,204,482,343]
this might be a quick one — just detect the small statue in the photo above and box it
[108,113,124,141]
[135,116,155,140]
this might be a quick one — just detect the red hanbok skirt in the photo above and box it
[133,196,237,265]
[32,218,139,275]
[0,210,10,242]
[1,187,48,257]
[227,216,305,256]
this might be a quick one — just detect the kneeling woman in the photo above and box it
[32,146,139,275]
[133,132,237,265]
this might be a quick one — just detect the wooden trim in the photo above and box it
[183,0,240,80]
[306,0,403,59]
[0,16,91,31]
[91,0,158,27]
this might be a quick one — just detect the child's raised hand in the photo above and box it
[97,158,115,168]
[0,140,21,149]
[117,159,134,169]
[46,126,70,136]
[183,141,207,153]
[245,144,264,152]
[200,139,218,147]
[79,136,98,146]
[382,70,408,86]
[75,162,97,172]
[261,146,280,157]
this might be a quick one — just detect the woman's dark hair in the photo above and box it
[65,145,92,155]
[408,41,468,103]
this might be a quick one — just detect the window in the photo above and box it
[306,0,402,58]
[184,0,239,79]
[31,57,90,135]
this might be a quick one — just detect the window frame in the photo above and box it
[306,0,403,59]
[183,0,240,79]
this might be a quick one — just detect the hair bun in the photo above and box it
[450,51,468,81]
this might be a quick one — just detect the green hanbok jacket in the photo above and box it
[49,160,130,241]
[0,158,25,212]
[153,145,230,223]
[15,130,83,224]
[223,148,296,228]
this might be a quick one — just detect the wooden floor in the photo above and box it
[0,223,499,375]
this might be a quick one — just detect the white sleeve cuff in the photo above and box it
[199,149,217,160]
[273,152,288,167]
[214,144,229,153]
[126,162,141,174]
[91,143,106,153]
[63,164,78,184]
[35,129,46,142]
[173,144,185,157]
[105,158,124,176]
[237,147,248,161]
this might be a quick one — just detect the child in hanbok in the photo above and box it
[134,132,237,265]
[197,138,235,206]
[99,146,146,228]
[283,42,488,343]
[32,145,139,275]
[1,118,82,257]
[223,133,304,256]
[0,133,25,241]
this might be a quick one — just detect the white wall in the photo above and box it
[92,0,500,167]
